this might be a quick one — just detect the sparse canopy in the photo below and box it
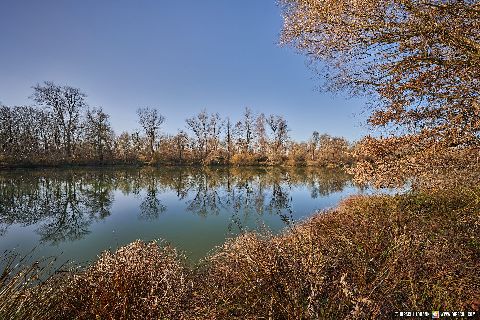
[137,107,165,157]
[32,81,87,158]
[84,107,114,161]
[280,0,480,188]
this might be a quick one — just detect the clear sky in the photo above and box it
[0,0,370,141]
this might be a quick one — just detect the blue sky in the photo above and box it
[0,0,369,141]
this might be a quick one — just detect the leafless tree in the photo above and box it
[208,112,224,152]
[186,109,209,158]
[225,117,234,161]
[267,114,289,158]
[32,81,87,158]
[137,107,165,158]
[235,107,256,153]
[84,107,114,161]
[255,113,268,155]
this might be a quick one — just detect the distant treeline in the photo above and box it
[0,82,353,167]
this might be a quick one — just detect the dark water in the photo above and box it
[0,166,360,265]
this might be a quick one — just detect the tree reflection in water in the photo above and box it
[0,167,351,244]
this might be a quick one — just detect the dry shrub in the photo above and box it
[230,153,264,166]
[193,232,327,319]
[58,240,192,320]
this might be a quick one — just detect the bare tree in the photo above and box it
[208,112,224,152]
[3,86,358,168]
[235,107,256,153]
[173,130,189,162]
[32,81,87,158]
[255,113,268,155]
[136,107,165,157]
[0,105,55,160]
[267,114,289,158]
[186,109,209,158]
[84,107,114,161]
[225,117,234,162]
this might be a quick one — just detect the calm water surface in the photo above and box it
[0,167,360,265]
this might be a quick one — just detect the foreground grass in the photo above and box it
[1,189,479,319]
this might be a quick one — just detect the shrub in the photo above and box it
[56,241,192,320]
[231,152,264,166]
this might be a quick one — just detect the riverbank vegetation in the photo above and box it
[0,87,352,168]
[1,188,479,319]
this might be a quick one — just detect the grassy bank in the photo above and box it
[1,189,479,319]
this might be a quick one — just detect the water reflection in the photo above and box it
[0,172,114,243]
[0,167,351,245]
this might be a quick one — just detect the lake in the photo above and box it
[0,166,361,266]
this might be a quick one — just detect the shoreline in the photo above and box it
[0,162,349,171]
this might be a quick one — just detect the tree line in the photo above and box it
[0,81,353,167]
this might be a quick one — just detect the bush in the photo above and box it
[59,240,192,320]
[230,152,265,166]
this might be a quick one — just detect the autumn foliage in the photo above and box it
[280,0,480,189]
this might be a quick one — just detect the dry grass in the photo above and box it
[56,241,192,320]
[1,189,479,319]
[0,253,63,319]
